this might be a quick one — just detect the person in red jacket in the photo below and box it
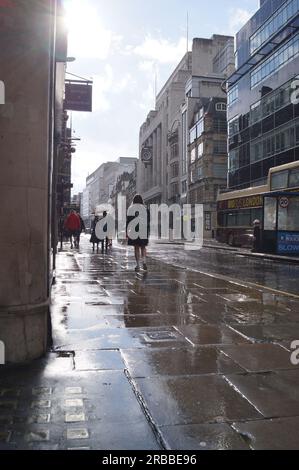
[64,210,81,249]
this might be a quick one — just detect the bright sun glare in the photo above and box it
[64,0,112,59]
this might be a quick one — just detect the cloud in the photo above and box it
[229,8,252,35]
[65,0,122,60]
[92,66,114,112]
[138,60,155,72]
[135,83,155,111]
[91,66,137,113]
[134,35,189,64]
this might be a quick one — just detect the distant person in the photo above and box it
[102,210,114,251]
[126,194,149,272]
[64,210,81,249]
[90,215,102,253]
[77,214,86,247]
[252,219,261,252]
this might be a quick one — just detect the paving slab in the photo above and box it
[232,417,299,450]
[122,347,245,378]
[175,324,250,346]
[160,423,249,450]
[74,350,125,371]
[134,375,262,426]
[225,370,299,418]
[230,323,299,344]
[220,343,297,372]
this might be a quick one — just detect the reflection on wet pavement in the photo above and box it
[1,236,299,449]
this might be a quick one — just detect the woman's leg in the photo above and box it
[134,245,141,270]
[141,246,147,269]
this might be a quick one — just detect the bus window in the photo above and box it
[264,197,277,230]
[271,170,288,190]
[289,168,299,189]
[238,212,251,226]
[278,196,299,231]
[227,213,237,226]
[251,208,263,224]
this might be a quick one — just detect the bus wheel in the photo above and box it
[228,233,235,246]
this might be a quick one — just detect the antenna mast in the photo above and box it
[187,11,189,53]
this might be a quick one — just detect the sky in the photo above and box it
[63,0,259,194]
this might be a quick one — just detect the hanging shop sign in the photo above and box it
[64,80,92,112]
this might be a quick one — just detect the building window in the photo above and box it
[196,118,204,136]
[182,111,187,175]
[204,212,211,231]
[250,78,295,125]
[197,142,204,157]
[213,119,227,133]
[170,182,179,197]
[250,118,299,163]
[170,162,179,178]
[216,102,227,112]
[251,34,299,89]
[213,140,227,154]
[228,116,239,136]
[250,0,299,56]
[170,142,178,159]
[228,84,238,107]
[190,166,202,183]
[189,125,197,144]
[181,180,187,194]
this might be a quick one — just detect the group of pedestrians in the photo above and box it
[63,195,149,271]
[89,194,149,272]
[90,211,113,254]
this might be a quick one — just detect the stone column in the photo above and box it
[0,0,55,363]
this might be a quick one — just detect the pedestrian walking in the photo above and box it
[252,219,261,252]
[127,194,149,272]
[64,210,81,249]
[90,215,102,253]
[77,214,86,248]
[102,210,114,251]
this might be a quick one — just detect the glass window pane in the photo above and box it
[271,170,288,190]
[264,197,277,230]
[289,168,299,188]
[278,196,299,230]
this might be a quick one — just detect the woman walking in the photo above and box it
[127,194,149,272]
[90,215,101,253]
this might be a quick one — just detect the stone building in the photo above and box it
[137,35,234,230]
[137,52,192,206]
[84,157,137,224]
[182,36,235,237]
[0,0,68,362]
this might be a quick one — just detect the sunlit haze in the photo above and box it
[64,0,259,194]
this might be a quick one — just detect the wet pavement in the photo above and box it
[150,242,299,296]
[1,235,299,450]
